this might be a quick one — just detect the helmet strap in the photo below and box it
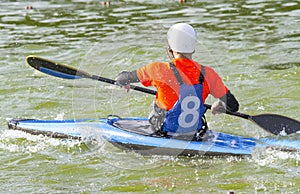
[166,45,174,60]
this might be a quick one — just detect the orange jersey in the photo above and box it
[136,58,228,110]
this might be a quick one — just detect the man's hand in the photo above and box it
[115,71,139,93]
[211,101,226,115]
[115,71,131,86]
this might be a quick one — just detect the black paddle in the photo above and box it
[26,55,300,136]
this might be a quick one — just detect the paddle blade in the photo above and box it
[251,114,300,135]
[26,55,92,79]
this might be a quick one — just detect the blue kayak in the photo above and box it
[7,116,300,156]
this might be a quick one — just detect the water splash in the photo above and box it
[0,129,82,153]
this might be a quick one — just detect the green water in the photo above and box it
[0,0,299,193]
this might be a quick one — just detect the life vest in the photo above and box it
[163,62,206,133]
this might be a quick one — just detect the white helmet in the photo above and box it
[167,23,197,53]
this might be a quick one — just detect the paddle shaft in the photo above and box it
[27,55,251,120]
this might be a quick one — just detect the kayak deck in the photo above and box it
[7,117,300,157]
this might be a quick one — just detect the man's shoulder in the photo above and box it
[137,62,170,76]
[146,62,170,70]
[150,61,170,66]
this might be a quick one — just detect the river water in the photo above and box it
[0,0,299,193]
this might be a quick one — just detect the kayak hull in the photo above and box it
[7,117,300,157]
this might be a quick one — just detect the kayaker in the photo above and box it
[116,23,239,139]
